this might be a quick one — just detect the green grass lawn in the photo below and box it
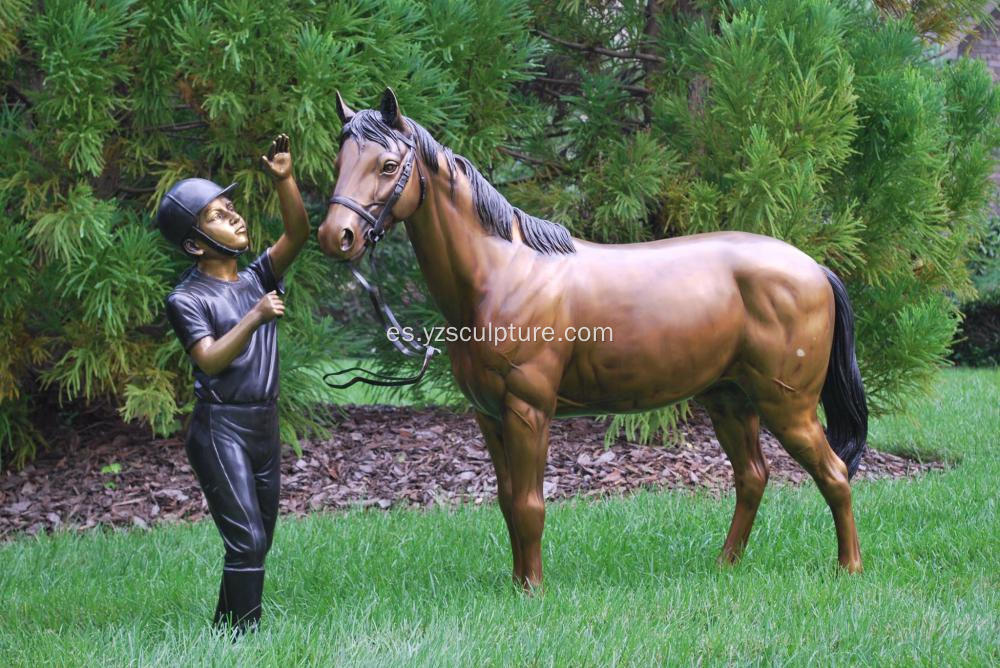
[1,368,998,666]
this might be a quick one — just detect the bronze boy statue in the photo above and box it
[156,134,308,634]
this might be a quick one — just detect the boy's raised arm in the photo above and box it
[261,133,309,278]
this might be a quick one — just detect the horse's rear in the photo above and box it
[557,231,867,572]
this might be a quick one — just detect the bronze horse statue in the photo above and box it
[318,89,868,588]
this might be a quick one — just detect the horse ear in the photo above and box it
[336,90,355,124]
[379,87,407,133]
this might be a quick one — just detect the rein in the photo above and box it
[323,134,439,389]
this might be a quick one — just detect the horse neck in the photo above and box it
[403,161,510,326]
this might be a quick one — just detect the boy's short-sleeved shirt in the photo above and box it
[165,248,284,404]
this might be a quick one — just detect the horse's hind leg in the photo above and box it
[474,411,524,584]
[696,385,769,564]
[757,396,863,573]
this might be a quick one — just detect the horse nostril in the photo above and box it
[340,228,354,252]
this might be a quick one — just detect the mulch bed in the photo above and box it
[0,404,945,539]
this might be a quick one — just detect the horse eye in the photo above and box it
[382,162,398,174]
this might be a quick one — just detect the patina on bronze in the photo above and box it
[318,89,868,589]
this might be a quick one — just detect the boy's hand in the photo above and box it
[265,130,308,278]
[254,291,285,323]
[190,290,285,375]
[261,133,293,181]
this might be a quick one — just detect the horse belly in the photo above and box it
[555,287,744,415]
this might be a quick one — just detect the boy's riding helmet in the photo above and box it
[155,178,246,257]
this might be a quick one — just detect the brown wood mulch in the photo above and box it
[0,404,945,540]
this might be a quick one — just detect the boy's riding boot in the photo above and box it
[212,569,265,636]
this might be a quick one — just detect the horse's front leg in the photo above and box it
[502,393,552,591]
[474,411,524,584]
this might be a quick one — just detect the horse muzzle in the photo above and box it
[318,204,366,261]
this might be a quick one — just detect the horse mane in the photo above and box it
[340,110,576,255]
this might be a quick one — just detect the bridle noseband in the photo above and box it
[323,132,438,390]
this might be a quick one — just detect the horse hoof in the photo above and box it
[716,551,742,566]
[838,557,863,574]
[516,576,544,595]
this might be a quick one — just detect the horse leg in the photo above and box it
[502,393,551,590]
[474,410,524,583]
[758,399,863,573]
[696,386,769,565]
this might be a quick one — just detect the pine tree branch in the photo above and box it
[494,174,543,187]
[116,184,158,194]
[497,146,566,173]
[624,68,652,87]
[534,29,666,63]
[498,146,548,165]
[139,120,209,133]
[536,76,653,97]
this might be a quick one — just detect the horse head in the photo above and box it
[318,88,425,262]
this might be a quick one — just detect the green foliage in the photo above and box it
[662,0,863,263]
[951,216,1000,367]
[968,213,1000,294]
[583,131,681,241]
[950,290,1000,366]
[874,0,995,46]
[0,396,42,470]
[601,401,692,448]
[0,0,543,467]
[2,0,996,464]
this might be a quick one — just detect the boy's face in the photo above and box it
[195,197,249,253]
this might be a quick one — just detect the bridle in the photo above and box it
[327,133,425,246]
[323,132,439,389]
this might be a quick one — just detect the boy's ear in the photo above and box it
[183,238,204,257]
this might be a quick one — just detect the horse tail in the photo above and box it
[819,267,868,479]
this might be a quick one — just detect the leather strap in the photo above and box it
[323,249,439,389]
[322,345,436,389]
[189,226,247,257]
[328,135,424,245]
[324,134,438,389]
